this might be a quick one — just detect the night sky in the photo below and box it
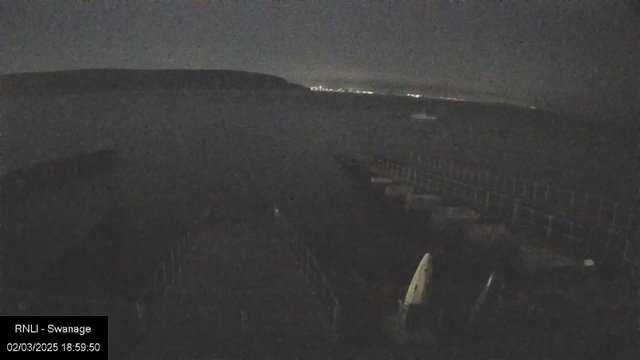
[3,0,639,119]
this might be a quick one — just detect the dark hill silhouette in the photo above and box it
[1,69,309,96]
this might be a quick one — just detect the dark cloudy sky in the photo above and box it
[3,0,639,119]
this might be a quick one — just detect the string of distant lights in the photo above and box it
[309,85,472,101]
[309,84,424,97]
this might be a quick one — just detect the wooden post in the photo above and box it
[557,188,563,208]
[570,190,575,208]
[583,195,590,219]
[485,191,491,212]
[597,198,603,219]
[170,249,175,284]
[332,303,341,338]
[512,199,521,228]
[568,222,575,249]
[153,269,158,294]
[241,309,248,336]
[162,263,167,298]
[585,228,594,258]
[463,184,468,204]
[300,239,305,270]
[621,235,630,265]
[305,250,310,283]
[177,242,182,273]
[136,300,144,331]
[544,184,549,201]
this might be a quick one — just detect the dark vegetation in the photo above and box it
[2,150,129,297]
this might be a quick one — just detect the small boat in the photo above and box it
[410,106,437,121]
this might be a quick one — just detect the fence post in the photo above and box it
[300,238,305,269]
[305,250,310,283]
[162,263,167,298]
[177,242,182,273]
[182,236,187,259]
[568,222,575,246]
[512,199,521,228]
[597,198,603,219]
[332,303,341,338]
[136,300,144,331]
[544,184,549,201]
[585,228,594,257]
[621,235,630,265]
[153,270,158,295]
[570,190,575,208]
[460,183,466,202]
[170,249,175,284]
[241,309,248,336]
[485,191,491,212]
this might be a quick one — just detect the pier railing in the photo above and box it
[367,154,640,270]
[134,205,211,328]
[379,154,636,232]
[277,212,341,339]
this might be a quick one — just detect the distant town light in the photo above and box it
[311,85,376,95]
